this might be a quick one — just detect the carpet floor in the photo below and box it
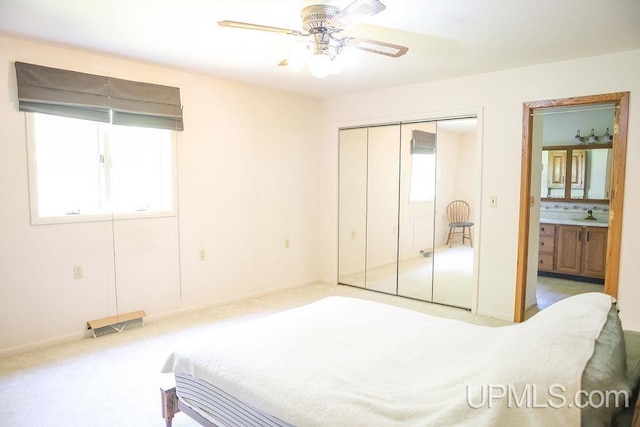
[0,282,509,426]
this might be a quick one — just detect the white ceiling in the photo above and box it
[1,0,639,99]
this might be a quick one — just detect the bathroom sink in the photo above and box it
[571,218,607,224]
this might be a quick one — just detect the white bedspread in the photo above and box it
[162,293,613,426]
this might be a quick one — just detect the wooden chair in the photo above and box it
[446,200,474,247]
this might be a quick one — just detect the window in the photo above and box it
[409,153,436,202]
[27,113,176,224]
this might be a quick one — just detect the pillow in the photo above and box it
[581,304,630,426]
[623,331,640,391]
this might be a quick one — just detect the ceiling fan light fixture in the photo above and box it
[219,0,408,78]
[329,47,353,75]
[287,42,313,72]
[309,51,332,79]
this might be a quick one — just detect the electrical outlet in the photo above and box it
[73,265,83,279]
[490,195,498,208]
[285,238,290,249]
[199,249,206,261]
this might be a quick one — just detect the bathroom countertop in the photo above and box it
[539,203,610,228]
[539,217,608,227]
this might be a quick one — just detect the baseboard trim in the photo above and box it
[476,308,513,322]
[0,331,85,359]
[146,280,323,324]
[0,280,324,358]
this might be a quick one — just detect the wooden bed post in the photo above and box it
[160,387,180,427]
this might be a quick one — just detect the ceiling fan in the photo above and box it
[218,0,408,78]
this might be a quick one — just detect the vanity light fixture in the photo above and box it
[574,128,612,144]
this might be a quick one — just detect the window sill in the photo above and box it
[30,209,177,226]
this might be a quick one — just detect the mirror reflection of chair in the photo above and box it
[446,200,473,247]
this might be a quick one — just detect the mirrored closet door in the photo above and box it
[338,127,368,288]
[338,125,401,293]
[397,122,437,301]
[338,118,477,309]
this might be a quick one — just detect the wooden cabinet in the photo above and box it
[570,151,587,190]
[582,227,608,278]
[546,150,586,191]
[542,146,611,201]
[547,151,566,189]
[538,224,555,271]
[538,223,607,279]
[556,225,584,275]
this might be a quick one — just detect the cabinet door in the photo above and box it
[547,151,566,188]
[583,227,608,278]
[556,225,583,275]
[570,150,586,189]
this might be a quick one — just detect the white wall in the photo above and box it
[319,49,640,328]
[0,36,323,355]
[2,36,639,356]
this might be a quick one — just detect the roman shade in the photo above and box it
[411,129,436,154]
[15,62,184,131]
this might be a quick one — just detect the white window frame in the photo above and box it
[25,113,178,225]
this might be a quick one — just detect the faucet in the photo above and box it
[584,209,596,220]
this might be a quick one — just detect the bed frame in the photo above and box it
[161,384,640,427]
[161,387,216,427]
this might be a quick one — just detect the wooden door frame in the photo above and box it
[514,92,629,322]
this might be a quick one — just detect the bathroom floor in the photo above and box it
[525,275,604,319]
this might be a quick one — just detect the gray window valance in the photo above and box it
[411,130,436,154]
[15,62,184,131]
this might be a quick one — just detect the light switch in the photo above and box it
[490,195,498,208]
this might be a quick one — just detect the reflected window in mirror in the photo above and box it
[409,129,436,203]
[409,153,435,202]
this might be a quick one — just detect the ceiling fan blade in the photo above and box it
[218,20,306,37]
[328,0,386,30]
[345,37,408,58]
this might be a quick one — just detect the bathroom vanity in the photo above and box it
[538,218,608,280]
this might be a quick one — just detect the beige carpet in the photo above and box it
[0,283,508,426]
[340,245,474,308]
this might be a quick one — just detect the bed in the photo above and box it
[161,293,640,426]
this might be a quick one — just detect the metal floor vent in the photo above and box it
[87,310,146,338]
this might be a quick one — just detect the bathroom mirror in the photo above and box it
[540,146,612,202]
[537,102,614,203]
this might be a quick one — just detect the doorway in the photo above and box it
[515,92,630,322]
